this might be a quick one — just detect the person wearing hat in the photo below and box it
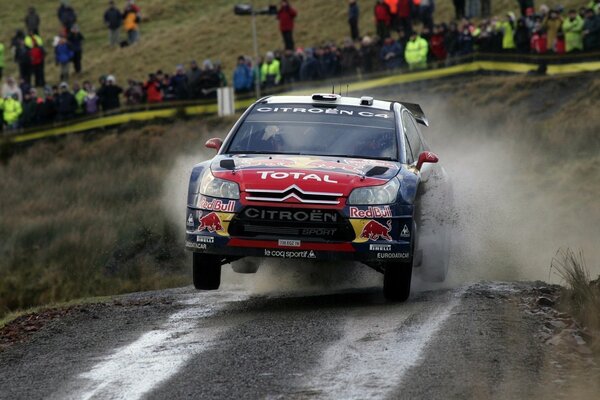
[97,75,122,111]
[496,12,517,51]
[56,82,77,121]
[562,9,584,52]
[260,51,281,88]
[55,36,74,82]
[1,93,23,131]
[583,8,600,51]
[233,55,254,92]
[543,9,563,51]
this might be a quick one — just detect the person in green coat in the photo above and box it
[496,12,516,51]
[563,9,585,52]
[1,93,23,130]
[404,31,429,70]
[0,42,4,80]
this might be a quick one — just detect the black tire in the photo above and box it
[383,262,413,302]
[192,253,221,290]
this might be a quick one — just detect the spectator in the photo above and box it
[104,1,123,47]
[171,65,189,100]
[143,73,163,103]
[375,0,392,42]
[56,82,77,120]
[123,0,141,45]
[98,75,122,111]
[187,60,202,99]
[339,39,360,76]
[21,89,40,128]
[55,36,74,82]
[405,31,428,70]
[514,18,531,53]
[25,7,41,35]
[84,87,100,114]
[481,0,491,17]
[0,42,4,81]
[124,79,143,105]
[278,1,297,51]
[457,22,475,55]
[57,0,77,35]
[543,10,563,52]
[380,37,403,69]
[420,0,435,31]
[563,9,585,52]
[530,22,548,53]
[398,0,412,37]
[68,25,84,74]
[233,56,254,92]
[359,36,378,73]
[453,0,466,19]
[348,0,360,41]
[24,31,45,87]
[319,46,339,79]
[300,48,320,81]
[161,73,176,101]
[497,12,517,51]
[466,0,481,18]
[583,8,600,51]
[384,0,399,32]
[73,82,88,114]
[280,50,301,85]
[1,93,23,131]
[261,52,281,88]
[198,60,220,97]
[430,24,447,61]
[517,0,535,17]
[39,86,57,123]
[2,77,23,102]
[214,62,227,87]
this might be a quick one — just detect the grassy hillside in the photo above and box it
[0,0,583,85]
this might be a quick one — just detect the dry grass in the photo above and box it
[552,248,600,349]
[0,0,584,84]
[0,116,231,318]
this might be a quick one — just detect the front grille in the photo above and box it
[228,207,355,241]
[245,185,342,205]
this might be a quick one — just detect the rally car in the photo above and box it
[185,93,452,301]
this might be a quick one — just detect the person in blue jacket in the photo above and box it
[233,56,253,93]
[55,36,74,82]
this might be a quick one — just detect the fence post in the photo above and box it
[217,87,235,117]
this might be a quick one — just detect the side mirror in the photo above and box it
[205,138,223,152]
[416,151,439,171]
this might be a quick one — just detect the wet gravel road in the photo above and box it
[1,282,599,400]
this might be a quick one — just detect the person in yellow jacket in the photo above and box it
[563,9,585,52]
[404,31,428,70]
[261,51,281,87]
[1,94,23,131]
[543,10,563,52]
[496,12,516,50]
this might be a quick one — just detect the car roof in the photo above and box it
[261,94,394,111]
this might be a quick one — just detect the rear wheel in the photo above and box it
[383,262,413,302]
[192,253,221,290]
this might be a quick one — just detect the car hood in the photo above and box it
[210,155,399,197]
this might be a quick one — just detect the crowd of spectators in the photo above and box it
[1,0,599,133]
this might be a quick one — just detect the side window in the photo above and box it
[402,111,422,163]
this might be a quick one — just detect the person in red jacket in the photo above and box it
[278,1,297,51]
[397,0,412,36]
[375,0,392,42]
[429,24,447,63]
[143,73,163,103]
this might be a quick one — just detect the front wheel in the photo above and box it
[192,253,222,290]
[383,262,413,302]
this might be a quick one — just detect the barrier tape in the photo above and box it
[6,59,600,144]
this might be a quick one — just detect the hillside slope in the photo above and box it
[0,0,583,85]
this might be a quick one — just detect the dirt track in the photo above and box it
[1,281,598,400]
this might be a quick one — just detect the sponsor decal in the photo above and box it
[301,228,337,236]
[256,171,338,184]
[198,196,236,213]
[197,212,223,233]
[244,208,338,223]
[278,239,301,247]
[370,244,392,251]
[377,252,410,259]
[425,152,437,161]
[349,206,392,218]
[400,224,410,238]
[264,249,317,259]
[255,107,391,119]
[196,236,214,243]
[186,241,207,250]
[187,213,194,226]
[360,220,393,241]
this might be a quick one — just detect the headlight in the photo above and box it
[199,172,240,199]
[348,178,399,205]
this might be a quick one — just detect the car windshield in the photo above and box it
[226,104,398,160]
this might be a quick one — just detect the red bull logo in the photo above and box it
[360,220,392,241]
[197,212,223,233]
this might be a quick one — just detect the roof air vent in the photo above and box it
[360,96,374,106]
